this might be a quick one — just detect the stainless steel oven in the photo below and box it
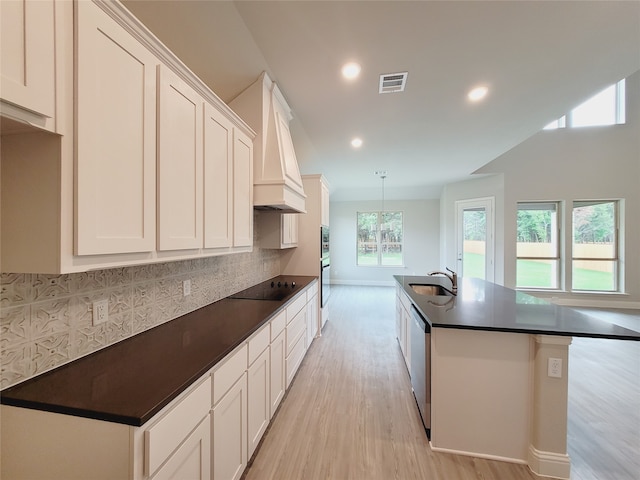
[321,225,330,307]
[410,305,431,439]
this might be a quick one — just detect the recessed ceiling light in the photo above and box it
[351,137,363,148]
[342,62,361,80]
[468,86,489,102]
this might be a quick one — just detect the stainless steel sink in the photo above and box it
[409,284,455,296]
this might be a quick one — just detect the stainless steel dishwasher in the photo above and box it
[410,305,431,439]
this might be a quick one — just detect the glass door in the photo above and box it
[456,198,494,281]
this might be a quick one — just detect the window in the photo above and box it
[357,211,403,266]
[572,200,619,292]
[516,202,560,289]
[544,79,626,130]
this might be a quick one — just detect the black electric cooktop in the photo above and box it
[229,277,300,301]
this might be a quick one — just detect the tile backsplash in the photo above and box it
[1,244,284,389]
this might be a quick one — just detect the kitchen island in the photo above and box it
[394,275,639,480]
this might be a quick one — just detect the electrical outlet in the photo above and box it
[548,357,562,378]
[183,279,191,297]
[92,300,108,326]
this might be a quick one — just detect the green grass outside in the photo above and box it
[357,251,403,266]
[464,252,615,291]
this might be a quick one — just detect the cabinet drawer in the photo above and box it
[286,293,307,324]
[213,344,248,405]
[270,310,286,341]
[285,335,306,388]
[248,324,270,366]
[145,376,211,476]
[306,281,318,301]
[286,310,306,356]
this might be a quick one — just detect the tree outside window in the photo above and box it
[572,201,618,291]
[357,211,403,266]
[516,203,560,289]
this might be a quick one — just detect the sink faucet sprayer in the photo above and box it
[427,267,458,295]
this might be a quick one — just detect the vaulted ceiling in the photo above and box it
[123,0,640,201]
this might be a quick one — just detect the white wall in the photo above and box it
[441,70,640,307]
[330,200,440,286]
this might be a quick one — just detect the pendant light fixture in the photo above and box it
[375,170,388,233]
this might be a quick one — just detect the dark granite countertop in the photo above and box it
[395,275,640,341]
[0,276,317,426]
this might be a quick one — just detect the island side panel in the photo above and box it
[430,327,533,463]
[0,405,136,480]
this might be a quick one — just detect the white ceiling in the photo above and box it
[123,0,640,201]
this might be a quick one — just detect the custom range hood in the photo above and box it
[230,72,306,213]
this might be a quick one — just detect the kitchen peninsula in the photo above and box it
[395,275,640,480]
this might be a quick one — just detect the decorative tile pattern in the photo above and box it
[0,226,286,388]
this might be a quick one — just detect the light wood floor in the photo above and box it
[242,286,640,480]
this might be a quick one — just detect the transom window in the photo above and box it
[357,211,403,266]
[544,79,626,130]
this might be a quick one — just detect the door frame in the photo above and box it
[455,197,495,282]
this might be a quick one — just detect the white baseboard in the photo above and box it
[429,444,527,465]
[527,444,571,479]
[330,279,395,287]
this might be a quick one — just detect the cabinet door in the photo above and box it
[306,293,318,347]
[247,347,270,458]
[76,0,157,255]
[402,307,411,372]
[270,331,285,418]
[213,374,247,480]
[282,214,298,247]
[321,180,330,227]
[0,0,55,119]
[151,415,211,480]
[158,66,203,251]
[204,103,233,249]
[233,129,253,247]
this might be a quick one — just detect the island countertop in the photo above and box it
[0,276,318,426]
[395,275,640,340]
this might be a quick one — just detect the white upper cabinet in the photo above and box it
[75,0,157,256]
[233,129,254,248]
[0,0,254,274]
[157,66,204,251]
[258,212,298,249]
[321,180,330,227]
[0,0,56,127]
[204,103,233,249]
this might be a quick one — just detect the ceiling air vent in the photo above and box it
[379,72,408,94]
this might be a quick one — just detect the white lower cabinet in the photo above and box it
[306,283,319,347]
[269,311,287,417]
[212,374,247,480]
[247,348,270,458]
[247,325,270,459]
[0,285,319,480]
[151,416,211,480]
[396,286,412,372]
[285,308,307,389]
[145,377,211,478]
